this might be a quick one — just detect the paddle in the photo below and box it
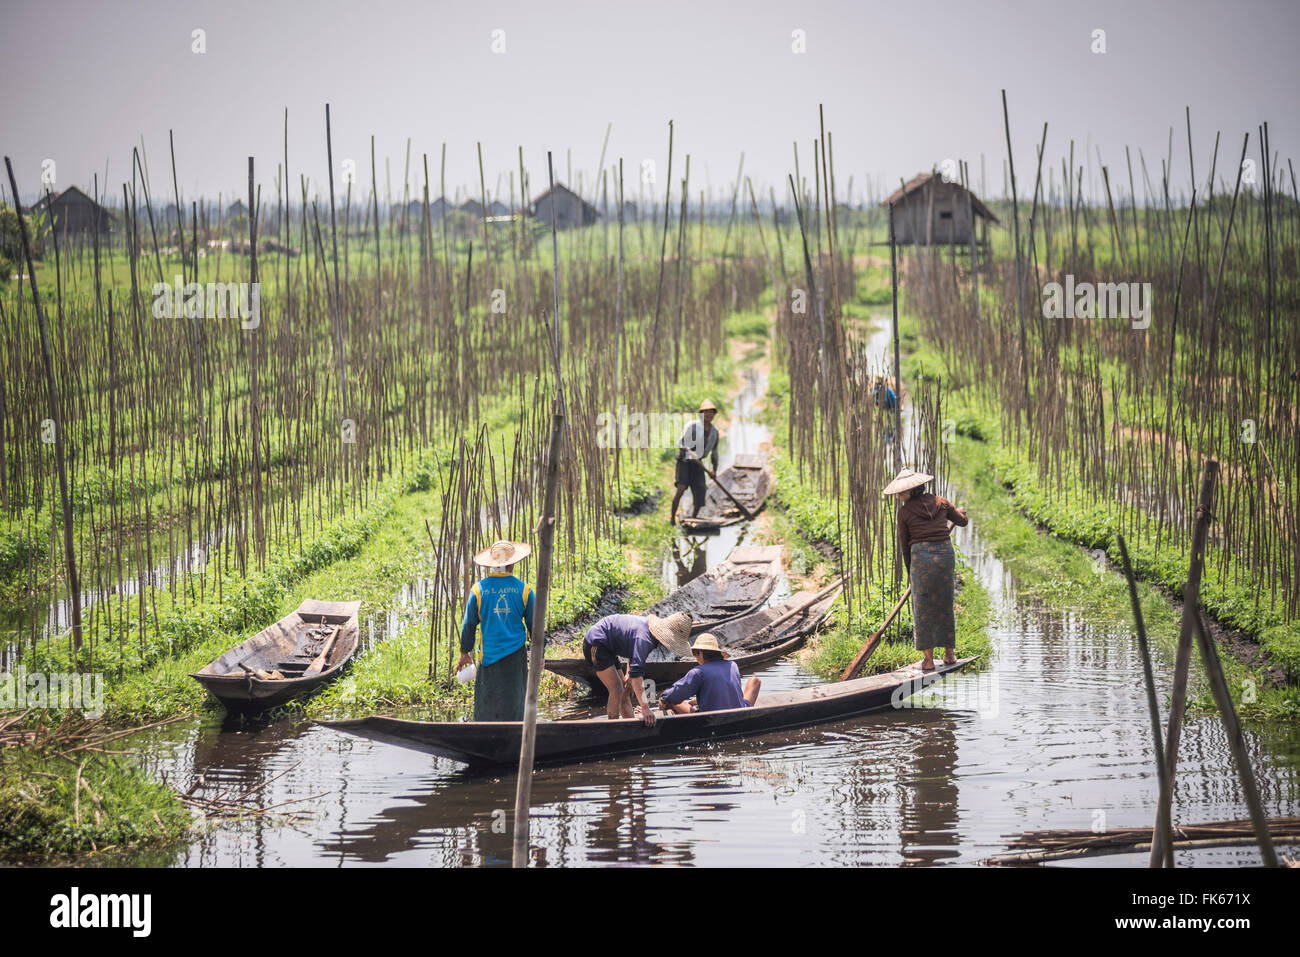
[839,586,911,681]
[700,463,756,521]
[303,626,340,677]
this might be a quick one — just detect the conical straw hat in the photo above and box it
[647,612,693,657]
[691,633,721,653]
[473,540,532,568]
[882,467,933,496]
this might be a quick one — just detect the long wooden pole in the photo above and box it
[5,157,82,653]
[512,152,568,868]
[840,585,910,682]
[1192,608,1278,866]
[888,202,902,471]
[699,463,755,521]
[1116,533,1174,865]
[1150,459,1218,867]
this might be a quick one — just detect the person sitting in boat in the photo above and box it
[655,633,760,715]
[670,399,720,524]
[456,540,535,722]
[885,468,968,673]
[582,612,693,726]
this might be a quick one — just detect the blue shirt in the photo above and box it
[460,572,535,667]
[660,658,751,712]
[584,614,660,678]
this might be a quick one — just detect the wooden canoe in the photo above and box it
[680,452,773,531]
[647,543,783,634]
[321,657,976,768]
[189,599,361,713]
[544,579,842,691]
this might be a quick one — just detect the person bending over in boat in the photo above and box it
[886,468,968,672]
[582,612,693,726]
[655,633,760,715]
[456,540,535,722]
[670,399,720,524]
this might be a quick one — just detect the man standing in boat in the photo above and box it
[581,611,694,725]
[457,540,536,721]
[670,399,720,524]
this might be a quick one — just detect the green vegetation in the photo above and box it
[0,731,189,860]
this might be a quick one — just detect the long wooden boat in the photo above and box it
[321,657,976,768]
[647,543,782,635]
[190,599,361,713]
[680,452,773,531]
[544,579,842,690]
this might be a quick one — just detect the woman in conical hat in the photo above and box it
[886,468,969,671]
[456,540,534,720]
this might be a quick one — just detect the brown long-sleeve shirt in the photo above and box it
[898,493,968,570]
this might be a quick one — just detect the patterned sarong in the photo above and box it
[910,539,956,651]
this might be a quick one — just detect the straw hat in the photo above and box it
[882,467,933,497]
[473,539,532,568]
[698,398,718,413]
[647,612,694,657]
[691,633,726,656]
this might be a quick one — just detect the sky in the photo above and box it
[2,0,1298,208]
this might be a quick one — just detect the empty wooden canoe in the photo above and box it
[321,657,976,768]
[680,452,773,531]
[646,543,783,634]
[545,577,843,691]
[189,599,361,713]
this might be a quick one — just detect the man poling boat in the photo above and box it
[457,539,535,721]
[671,398,720,524]
[885,468,969,672]
[581,611,694,726]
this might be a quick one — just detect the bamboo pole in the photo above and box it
[1116,533,1174,865]
[1150,459,1218,866]
[4,156,82,653]
[512,152,568,869]
[1191,606,1278,866]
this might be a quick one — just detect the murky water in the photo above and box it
[101,317,1300,867]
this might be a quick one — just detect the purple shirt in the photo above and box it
[584,614,659,678]
[660,659,751,712]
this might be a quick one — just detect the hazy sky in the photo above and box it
[3,0,1297,207]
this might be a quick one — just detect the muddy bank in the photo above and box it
[546,586,631,645]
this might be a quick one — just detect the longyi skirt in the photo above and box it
[910,540,956,651]
[474,645,527,721]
